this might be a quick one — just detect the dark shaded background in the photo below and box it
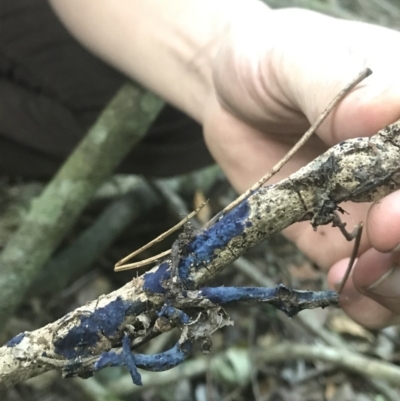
[0,0,213,179]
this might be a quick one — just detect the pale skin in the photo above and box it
[49,0,400,328]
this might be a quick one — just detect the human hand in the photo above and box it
[203,4,400,328]
[50,0,400,328]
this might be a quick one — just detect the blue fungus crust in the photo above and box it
[94,336,194,386]
[135,339,193,372]
[95,335,142,385]
[158,304,190,325]
[54,297,133,359]
[6,332,26,347]
[143,262,170,294]
[94,350,122,370]
[94,338,142,386]
[122,334,142,385]
[200,287,276,304]
[199,286,338,317]
[179,200,250,282]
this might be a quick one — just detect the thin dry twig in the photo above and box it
[114,250,172,271]
[114,201,207,271]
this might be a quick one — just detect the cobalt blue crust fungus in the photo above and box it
[94,333,194,385]
[200,287,277,304]
[6,332,26,347]
[142,201,250,294]
[199,286,338,317]
[53,199,334,382]
[143,262,170,294]
[178,201,250,284]
[54,297,146,359]
[122,334,142,385]
[158,304,190,325]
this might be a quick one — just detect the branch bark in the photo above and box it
[2,119,400,388]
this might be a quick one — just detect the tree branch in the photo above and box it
[2,118,400,387]
[257,342,400,386]
[0,84,164,329]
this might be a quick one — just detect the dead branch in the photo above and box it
[1,117,400,387]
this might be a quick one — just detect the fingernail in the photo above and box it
[392,243,400,253]
[366,265,400,297]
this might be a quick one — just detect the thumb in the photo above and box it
[273,8,400,144]
[328,249,400,328]
[355,249,400,314]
